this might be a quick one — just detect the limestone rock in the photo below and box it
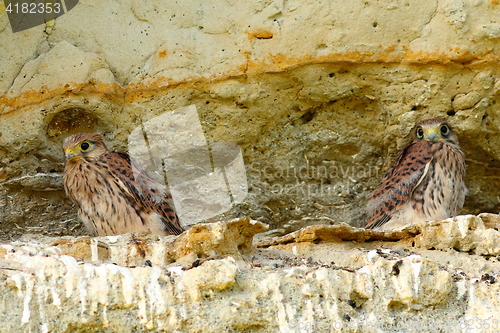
[0,216,499,332]
[48,217,268,267]
[1,0,500,239]
[2,1,500,329]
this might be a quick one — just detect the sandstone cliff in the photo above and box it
[1,0,500,331]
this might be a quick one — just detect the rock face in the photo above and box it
[2,216,500,332]
[1,0,500,238]
[1,1,500,331]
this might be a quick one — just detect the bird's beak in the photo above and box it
[64,148,78,160]
[424,129,439,142]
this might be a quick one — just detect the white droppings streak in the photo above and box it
[463,280,478,333]
[44,246,62,256]
[284,303,296,332]
[95,265,110,327]
[167,265,184,276]
[301,299,315,328]
[51,288,61,307]
[147,267,167,329]
[355,265,374,299]
[90,238,99,263]
[11,274,23,296]
[456,279,467,299]
[168,265,185,294]
[137,271,148,325]
[21,274,34,324]
[60,255,79,298]
[258,273,289,333]
[468,279,478,308]
[457,217,470,238]
[358,265,371,275]
[315,267,328,281]
[102,306,109,328]
[120,266,136,306]
[106,236,119,243]
[78,266,90,315]
[367,250,378,261]
[409,255,422,294]
[35,263,49,331]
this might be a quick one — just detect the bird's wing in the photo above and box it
[365,141,435,229]
[103,151,184,235]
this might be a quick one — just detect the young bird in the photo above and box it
[365,119,467,231]
[63,132,183,236]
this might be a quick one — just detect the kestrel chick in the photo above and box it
[63,133,183,237]
[365,119,467,231]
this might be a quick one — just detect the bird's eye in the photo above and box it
[80,141,91,151]
[440,124,450,136]
[416,127,424,139]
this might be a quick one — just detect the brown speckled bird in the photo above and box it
[63,132,183,237]
[365,119,467,231]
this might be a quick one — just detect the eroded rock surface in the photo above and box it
[1,216,500,332]
[1,1,500,331]
[1,0,500,240]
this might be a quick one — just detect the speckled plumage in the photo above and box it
[365,119,467,231]
[63,133,183,236]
